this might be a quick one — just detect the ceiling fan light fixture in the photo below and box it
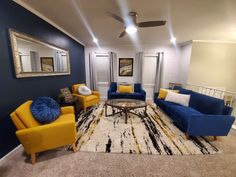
[93,38,98,43]
[170,37,176,43]
[125,25,137,35]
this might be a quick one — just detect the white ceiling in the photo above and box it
[15,0,236,47]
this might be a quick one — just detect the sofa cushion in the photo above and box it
[174,86,193,95]
[110,92,144,100]
[110,82,117,92]
[30,97,61,124]
[189,91,225,115]
[168,104,203,131]
[155,99,180,116]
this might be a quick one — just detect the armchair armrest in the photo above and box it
[92,91,100,100]
[187,115,235,136]
[72,93,86,105]
[61,106,74,114]
[16,121,76,154]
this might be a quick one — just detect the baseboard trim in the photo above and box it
[0,145,23,165]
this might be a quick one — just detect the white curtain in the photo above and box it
[108,52,117,84]
[135,52,144,84]
[30,51,39,72]
[55,51,64,72]
[154,52,164,93]
[89,53,98,90]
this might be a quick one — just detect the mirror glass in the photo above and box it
[9,29,70,78]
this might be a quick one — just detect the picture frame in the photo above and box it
[40,57,54,72]
[119,58,133,77]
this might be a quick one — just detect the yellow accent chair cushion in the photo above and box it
[10,100,77,164]
[118,85,133,93]
[72,83,100,111]
[158,88,179,99]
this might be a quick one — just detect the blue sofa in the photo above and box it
[154,86,235,137]
[108,82,146,101]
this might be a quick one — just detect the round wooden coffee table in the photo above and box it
[105,99,147,124]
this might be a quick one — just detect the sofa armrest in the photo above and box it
[16,121,76,154]
[154,92,159,103]
[107,88,113,99]
[187,115,235,136]
[61,106,74,114]
[141,89,146,96]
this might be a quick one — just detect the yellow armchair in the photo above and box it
[10,100,77,164]
[72,84,100,111]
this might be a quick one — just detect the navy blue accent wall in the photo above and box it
[0,1,85,158]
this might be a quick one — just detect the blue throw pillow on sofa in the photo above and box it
[30,97,61,123]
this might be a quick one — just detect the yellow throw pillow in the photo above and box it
[118,85,133,93]
[158,89,179,99]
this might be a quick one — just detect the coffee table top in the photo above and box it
[105,99,147,109]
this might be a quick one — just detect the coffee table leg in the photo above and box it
[105,104,107,117]
[145,106,147,116]
[125,109,128,124]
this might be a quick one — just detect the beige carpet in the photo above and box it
[0,130,236,177]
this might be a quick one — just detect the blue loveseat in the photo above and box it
[108,82,146,101]
[154,86,235,138]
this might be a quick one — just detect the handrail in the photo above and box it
[186,83,236,95]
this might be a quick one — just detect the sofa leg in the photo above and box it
[214,136,217,141]
[31,153,36,165]
[185,133,190,140]
[72,143,77,152]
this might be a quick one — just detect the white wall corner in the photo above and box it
[178,43,193,85]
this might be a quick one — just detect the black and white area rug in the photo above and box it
[74,103,220,155]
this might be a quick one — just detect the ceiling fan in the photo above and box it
[107,11,166,38]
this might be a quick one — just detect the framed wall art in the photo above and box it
[40,57,54,72]
[119,58,133,77]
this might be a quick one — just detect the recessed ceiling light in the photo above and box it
[93,38,98,43]
[125,25,137,35]
[170,37,176,43]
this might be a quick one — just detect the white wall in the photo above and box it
[178,42,193,85]
[188,42,236,92]
[85,45,181,100]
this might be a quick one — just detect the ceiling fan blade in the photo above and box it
[138,21,166,27]
[119,30,126,38]
[106,11,124,23]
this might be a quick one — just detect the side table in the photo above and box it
[58,96,79,120]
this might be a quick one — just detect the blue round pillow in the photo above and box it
[30,97,61,123]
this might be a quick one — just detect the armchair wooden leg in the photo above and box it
[31,153,36,165]
[214,136,217,141]
[185,133,190,140]
[72,143,77,152]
